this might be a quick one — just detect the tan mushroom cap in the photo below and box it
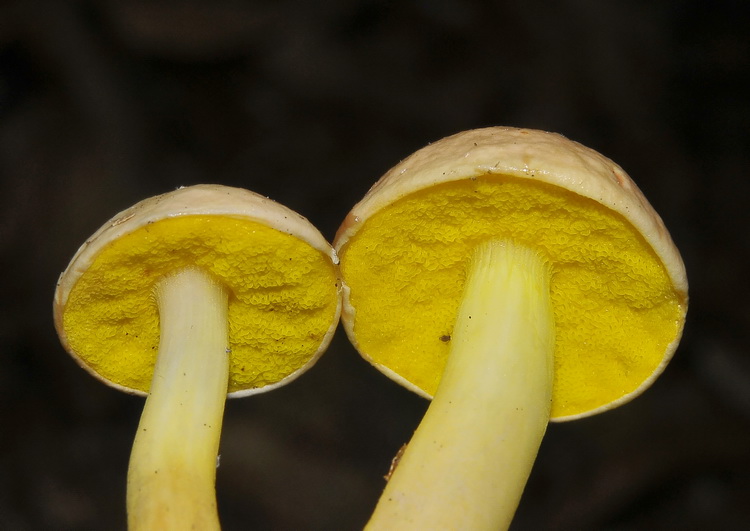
[54,184,341,397]
[334,127,688,421]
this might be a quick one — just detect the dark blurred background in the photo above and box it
[1,1,748,529]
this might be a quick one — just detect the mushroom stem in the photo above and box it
[366,240,555,531]
[127,268,229,531]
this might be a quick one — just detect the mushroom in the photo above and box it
[334,127,688,530]
[53,184,341,530]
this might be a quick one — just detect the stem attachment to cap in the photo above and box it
[127,267,229,530]
[366,240,555,530]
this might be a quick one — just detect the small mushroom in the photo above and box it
[334,127,688,529]
[54,184,341,530]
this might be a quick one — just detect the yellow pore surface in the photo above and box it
[340,176,683,419]
[62,216,339,394]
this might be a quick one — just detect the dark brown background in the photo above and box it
[1,1,748,529]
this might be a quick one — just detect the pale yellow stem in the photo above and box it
[366,240,555,531]
[127,268,229,531]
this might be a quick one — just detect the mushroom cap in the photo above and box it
[334,127,688,421]
[54,184,341,397]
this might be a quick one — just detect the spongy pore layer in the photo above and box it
[62,215,339,395]
[340,175,684,419]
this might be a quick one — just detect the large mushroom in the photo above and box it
[54,184,341,530]
[334,127,688,529]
